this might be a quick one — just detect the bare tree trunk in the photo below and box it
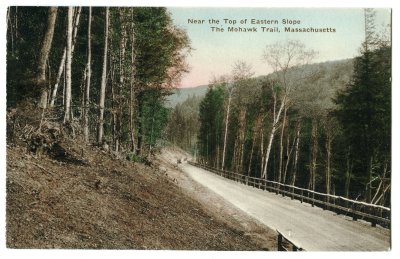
[36,7,57,108]
[260,119,265,178]
[247,126,257,176]
[291,120,301,186]
[64,7,73,122]
[232,138,239,172]
[50,51,66,107]
[372,184,390,205]
[216,144,220,169]
[345,150,352,198]
[97,7,109,144]
[83,7,92,143]
[50,7,81,107]
[221,90,232,170]
[136,91,144,155]
[309,118,318,191]
[79,67,87,119]
[262,95,286,180]
[278,106,288,183]
[371,160,388,204]
[239,110,246,173]
[7,7,15,55]
[62,67,66,106]
[129,77,136,152]
[115,9,128,153]
[110,63,117,150]
[129,9,136,153]
[366,156,373,203]
[325,132,332,196]
[283,124,296,184]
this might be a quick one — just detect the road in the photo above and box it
[179,162,391,251]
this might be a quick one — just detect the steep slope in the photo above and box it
[6,138,268,250]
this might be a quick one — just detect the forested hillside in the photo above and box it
[7,7,190,158]
[167,11,391,206]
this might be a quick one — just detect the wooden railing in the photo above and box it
[188,161,391,228]
[277,230,304,251]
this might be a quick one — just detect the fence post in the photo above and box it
[291,186,294,200]
[371,220,377,227]
[312,192,315,207]
[352,209,358,221]
[301,189,303,203]
[278,233,283,251]
[370,207,377,227]
[335,198,341,215]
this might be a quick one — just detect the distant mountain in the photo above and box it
[165,58,354,108]
[166,85,209,107]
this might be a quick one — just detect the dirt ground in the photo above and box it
[155,147,277,250]
[6,138,276,250]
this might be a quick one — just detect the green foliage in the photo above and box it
[166,94,202,152]
[126,152,151,165]
[134,7,190,89]
[141,90,170,147]
[7,6,191,159]
[198,85,224,166]
[335,45,391,201]
[7,7,49,105]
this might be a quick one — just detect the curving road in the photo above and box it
[180,162,390,251]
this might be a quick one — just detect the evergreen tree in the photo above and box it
[198,86,224,167]
[335,45,391,203]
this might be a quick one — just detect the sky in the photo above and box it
[168,8,391,88]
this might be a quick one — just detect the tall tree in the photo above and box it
[83,7,92,142]
[64,7,73,122]
[261,40,316,180]
[129,8,137,153]
[221,60,254,170]
[97,7,109,144]
[50,7,82,107]
[35,7,58,108]
[198,86,224,166]
[134,7,190,155]
[335,9,391,203]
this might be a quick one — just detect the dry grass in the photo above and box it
[6,137,269,250]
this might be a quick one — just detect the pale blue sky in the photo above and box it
[168,8,391,87]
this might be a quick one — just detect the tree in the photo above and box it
[198,86,224,166]
[221,80,233,171]
[82,7,92,142]
[261,40,316,180]
[35,7,58,108]
[64,7,74,122]
[166,95,202,153]
[225,61,254,171]
[128,8,136,153]
[335,9,391,203]
[50,7,82,108]
[7,7,191,161]
[134,7,191,155]
[97,7,109,144]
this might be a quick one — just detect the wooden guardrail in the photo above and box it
[188,161,391,228]
[277,230,304,251]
